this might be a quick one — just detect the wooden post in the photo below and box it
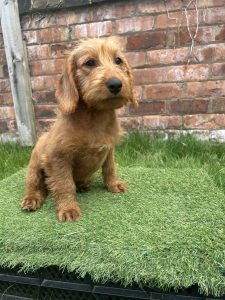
[0,0,36,146]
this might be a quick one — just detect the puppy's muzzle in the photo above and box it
[106,77,122,95]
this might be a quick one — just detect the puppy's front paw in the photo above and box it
[21,196,43,211]
[57,203,81,222]
[106,179,128,193]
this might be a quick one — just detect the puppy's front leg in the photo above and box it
[45,159,81,222]
[102,148,128,193]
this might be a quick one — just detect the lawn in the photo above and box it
[0,142,32,181]
[1,133,225,190]
[1,133,225,297]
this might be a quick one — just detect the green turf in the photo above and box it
[1,166,225,296]
[0,142,32,181]
[1,133,225,193]
[116,133,225,194]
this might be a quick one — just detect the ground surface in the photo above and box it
[0,134,225,297]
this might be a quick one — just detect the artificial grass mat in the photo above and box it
[1,167,225,297]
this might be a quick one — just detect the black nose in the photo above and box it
[106,77,122,95]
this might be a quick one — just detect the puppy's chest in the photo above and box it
[72,117,120,164]
[72,140,111,177]
[81,123,119,155]
[83,138,113,159]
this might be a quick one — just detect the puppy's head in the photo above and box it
[56,37,138,114]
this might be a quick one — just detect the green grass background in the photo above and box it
[1,133,225,296]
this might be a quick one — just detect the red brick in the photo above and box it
[138,0,182,14]
[116,106,127,117]
[194,43,225,62]
[215,25,225,41]
[187,80,225,97]
[167,31,176,48]
[27,45,50,60]
[0,107,15,119]
[147,48,189,66]
[130,101,166,115]
[211,99,225,113]
[88,21,112,38]
[195,30,210,49]
[38,27,69,43]
[23,31,38,44]
[50,43,74,58]
[35,105,56,118]
[193,100,209,113]
[133,86,142,101]
[125,52,146,68]
[32,91,56,104]
[97,2,136,20]
[0,49,6,64]
[166,64,209,82]
[37,119,55,133]
[127,31,166,50]
[55,15,67,26]
[21,14,56,30]
[183,0,225,8]
[115,16,154,34]
[72,24,87,39]
[72,21,112,39]
[133,68,164,85]
[0,64,8,78]
[173,27,215,47]
[156,11,183,28]
[2,93,13,105]
[184,114,225,129]
[0,79,10,93]
[66,9,94,24]
[138,0,165,14]
[119,116,143,129]
[203,7,225,24]
[0,119,8,134]
[109,36,126,52]
[169,99,209,114]
[156,10,197,29]
[167,31,177,48]
[31,75,60,91]
[0,94,3,105]
[211,62,225,77]
[0,34,4,48]
[143,115,182,129]
[143,83,183,100]
[30,59,65,76]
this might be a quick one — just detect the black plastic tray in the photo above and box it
[0,266,224,300]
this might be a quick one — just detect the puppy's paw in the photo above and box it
[21,196,43,211]
[57,203,81,222]
[106,179,128,193]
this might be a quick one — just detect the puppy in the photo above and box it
[21,37,138,222]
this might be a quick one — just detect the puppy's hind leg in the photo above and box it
[21,150,47,211]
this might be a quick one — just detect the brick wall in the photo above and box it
[0,0,225,142]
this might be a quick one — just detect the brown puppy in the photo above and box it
[21,37,138,222]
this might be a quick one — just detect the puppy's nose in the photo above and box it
[106,77,122,95]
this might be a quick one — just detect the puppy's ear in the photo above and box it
[126,63,139,109]
[55,55,79,114]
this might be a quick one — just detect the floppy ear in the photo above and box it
[55,55,79,115]
[126,64,139,109]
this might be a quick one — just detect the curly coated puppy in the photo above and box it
[21,37,138,222]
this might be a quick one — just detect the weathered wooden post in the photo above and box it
[0,0,36,146]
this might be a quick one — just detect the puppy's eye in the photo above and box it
[115,57,122,65]
[85,59,96,67]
